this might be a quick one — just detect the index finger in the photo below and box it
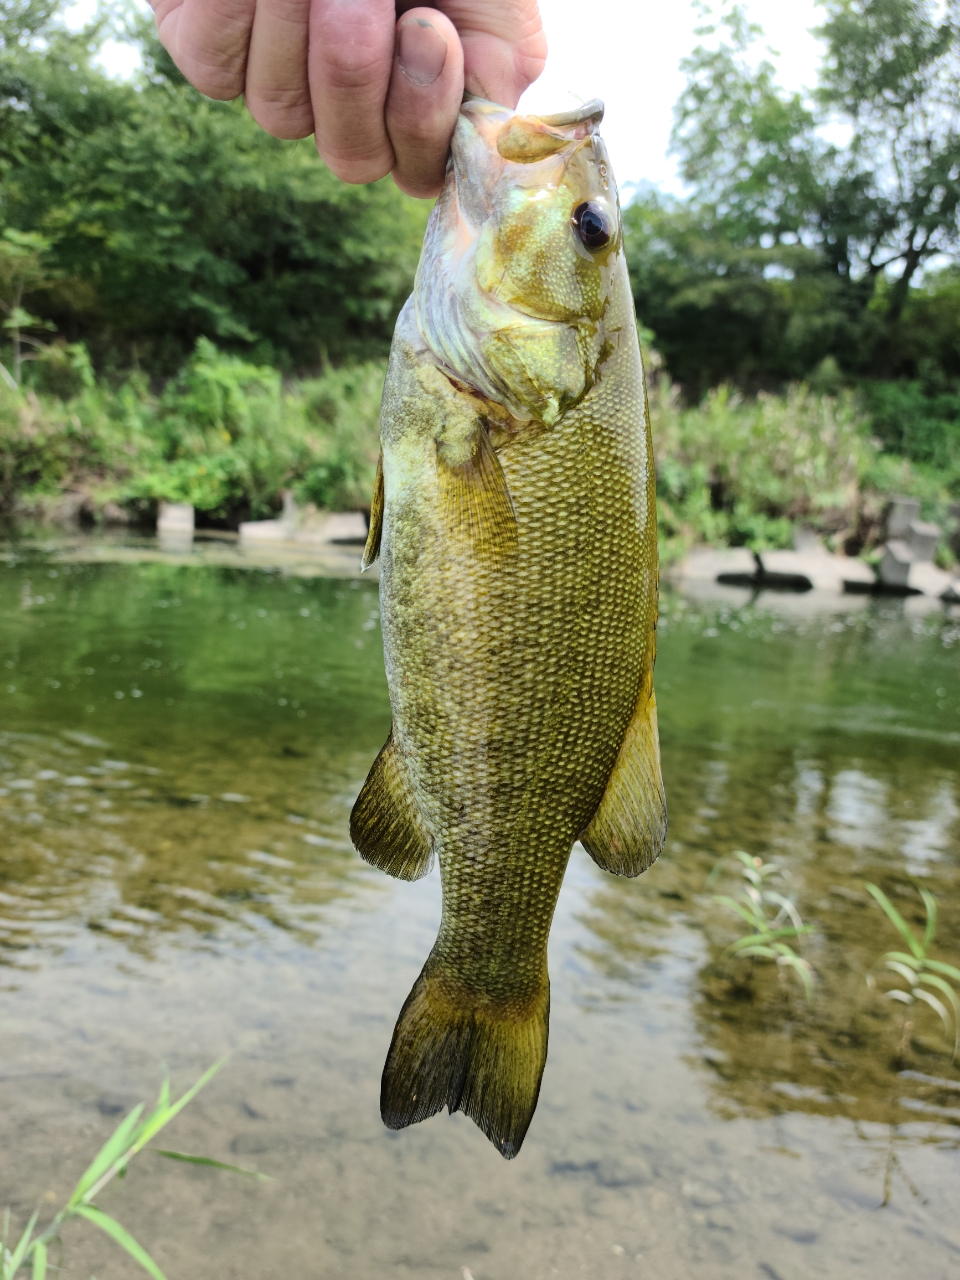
[151,0,256,100]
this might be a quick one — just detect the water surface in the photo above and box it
[1,541,959,1279]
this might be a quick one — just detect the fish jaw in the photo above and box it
[415,98,623,427]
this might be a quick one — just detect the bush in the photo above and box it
[0,340,386,524]
[860,379,960,474]
[649,367,873,552]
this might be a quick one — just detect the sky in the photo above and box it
[66,0,827,191]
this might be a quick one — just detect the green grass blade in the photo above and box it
[779,954,814,999]
[705,856,728,886]
[763,891,804,930]
[885,960,920,985]
[31,1242,46,1280]
[924,960,960,982]
[884,951,922,970]
[886,989,914,1005]
[74,1207,166,1280]
[714,896,767,930]
[131,1058,227,1154]
[727,926,814,947]
[913,987,951,1034]
[919,973,960,1019]
[920,889,938,952]
[866,883,923,958]
[5,1211,38,1276]
[68,1105,144,1208]
[155,1077,170,1114]
[726,944,777,959]
[153,1151,269,1180]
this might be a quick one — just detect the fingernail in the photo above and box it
[398,18,447,86]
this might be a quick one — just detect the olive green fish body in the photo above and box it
[352,98,665,1158]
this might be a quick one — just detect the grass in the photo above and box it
[709,851,815,998]
[865,883,960,1060]
[1,1060,265,1280]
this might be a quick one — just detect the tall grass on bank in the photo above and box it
[647,367,959,558]
[2,340,383,525]
[2,340,958,559]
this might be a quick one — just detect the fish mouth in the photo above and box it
[529,99,604,130]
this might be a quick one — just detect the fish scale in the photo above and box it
[351,96,666,1157]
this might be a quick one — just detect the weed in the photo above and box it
[865,883,960,1060]
[0,1060,265,1279]
[710,851,815,998]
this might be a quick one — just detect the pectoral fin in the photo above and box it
[350,732,434,880]
[437,428,518,569]
[361,454,384,571]
[580,683,666,877]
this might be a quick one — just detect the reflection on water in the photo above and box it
[1,544,959,1278]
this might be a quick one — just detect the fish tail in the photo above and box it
[380,960,549,1160]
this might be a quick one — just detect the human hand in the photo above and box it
[149,0,547,197]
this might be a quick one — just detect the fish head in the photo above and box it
[415,98,625,427]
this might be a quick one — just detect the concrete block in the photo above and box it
[239,517,295,543]
[676,547,756,582]
[239,492,298,543]
[905,519,940,562]
[878,540,913,588]
[759,549,869,593]
[887,496,920,538]
[878,543,953,595]
[907,561,953,597]
[315,511,368,543]
[157,502,194,533]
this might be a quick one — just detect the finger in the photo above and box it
[309,0,396,184]
[399,0,546,108]
[386,9,464,198]
[150,0,256,101]
[245,0,313,138]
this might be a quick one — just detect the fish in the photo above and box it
[351,96,666,1159]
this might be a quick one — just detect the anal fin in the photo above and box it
[438,428,518,569]
[350,731,434,880]
[361,453,384,571]
[580,683,666,877]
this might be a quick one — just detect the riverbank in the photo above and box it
[3,342,958,569]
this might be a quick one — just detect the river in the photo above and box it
[1,534,958,1279]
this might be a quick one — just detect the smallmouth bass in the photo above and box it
[351,97,665,1158]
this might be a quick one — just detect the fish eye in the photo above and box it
[572,201,613,251]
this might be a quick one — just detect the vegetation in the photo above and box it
[709,851,815,997]
[1,341,383,525]
[626,0,960,396]
[866,882,960,1059]
[0,1,427,376]
[1,1060,263,1279]
[0,0,957,548]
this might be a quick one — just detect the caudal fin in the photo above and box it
[380,962,549,1159]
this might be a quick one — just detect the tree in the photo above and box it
[0,3,429,374]
[627,0,960,392]
[0,228,55,385]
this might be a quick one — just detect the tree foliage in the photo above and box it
[0,3,428,374]
[627,0,960,396]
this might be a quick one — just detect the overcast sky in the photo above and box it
[67,0,826,192]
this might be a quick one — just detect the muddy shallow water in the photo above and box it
[1,538,959,1279]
